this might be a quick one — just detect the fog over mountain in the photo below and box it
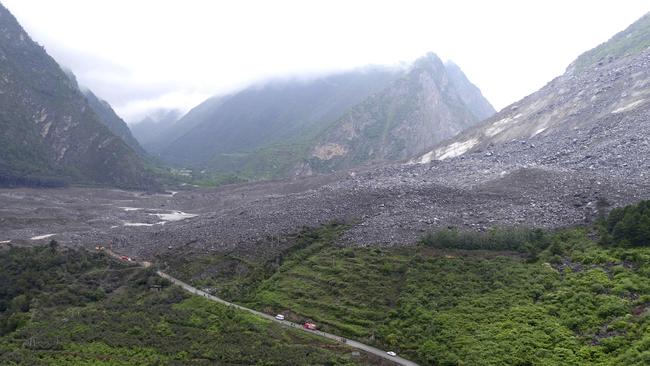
[304,54,494,174]
[3,0,648,122]
[140,56,494,179]
[130,109,182,147]
[148,66,405,175]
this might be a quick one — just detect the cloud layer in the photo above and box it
[4,0,649,122]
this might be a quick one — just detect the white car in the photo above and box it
[275,314,285,320]
[387,351,397,357]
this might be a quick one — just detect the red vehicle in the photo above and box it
[120,255,130,261]
[303,322,317,330]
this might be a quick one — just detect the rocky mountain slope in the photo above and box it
[417,12,650,168]
[0,4,155,188]
[147,12,649,254]
[149,56,492,179]
[82,89,145,155]
[444,60,495,120]
[305,53,494,173]
[151,67,404,169]
[61,67,145,156]
[3,9,650,277]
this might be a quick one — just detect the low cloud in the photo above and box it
[5,0,649,123]
[113,90,212,124]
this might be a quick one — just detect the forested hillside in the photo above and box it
[0,245,368,365]
[164,202,650,366]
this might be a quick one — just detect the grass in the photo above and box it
[571,13,650,73]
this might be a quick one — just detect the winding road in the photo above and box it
[102,248,419,366]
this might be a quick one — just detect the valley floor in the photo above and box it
[1,155,648,262]
[1,181,650,365]
[1,143,649,366]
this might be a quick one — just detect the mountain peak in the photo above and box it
[306,53,494,173]
[444,60,495,121]
[411,52,445,72]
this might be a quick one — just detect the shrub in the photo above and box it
[420,227,550,256]
[602,200,650,247]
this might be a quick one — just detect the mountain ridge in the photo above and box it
[130,109,183,147]
[82,88,146,156]
[146,56,493,180]
[304,53,494,173]
[0,3,156,189]
[152,66,405,168]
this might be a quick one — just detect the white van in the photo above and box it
[275,314,285,320]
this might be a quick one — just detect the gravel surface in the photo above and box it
[0,155,647,261]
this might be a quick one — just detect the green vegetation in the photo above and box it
[206,143,312,181]
[169,205,650,365]
[421,227,550,259]
[601,200,650,247]
[0,245,365,365]
[163,224,347,301]
[386,229,650,365]
[251,244,410,339]
[8,200,650,365]
[572,13,650,73]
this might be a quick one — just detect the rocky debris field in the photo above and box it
[419,47,650,164]
[1,146,648,261]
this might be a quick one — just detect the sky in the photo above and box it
[3,0,650,123]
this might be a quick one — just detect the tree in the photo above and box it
[49,239,59,253]
[603,200,650,247]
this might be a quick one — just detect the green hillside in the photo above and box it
[165,202,650,365]
[0,245,366,365]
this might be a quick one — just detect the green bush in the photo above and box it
[160,215,650,366]
[0,245,358,365]
[603,200,650,247]
[420,227,550,256]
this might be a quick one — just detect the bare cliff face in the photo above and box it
[306,53,494,173]
[0,4,155,188]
